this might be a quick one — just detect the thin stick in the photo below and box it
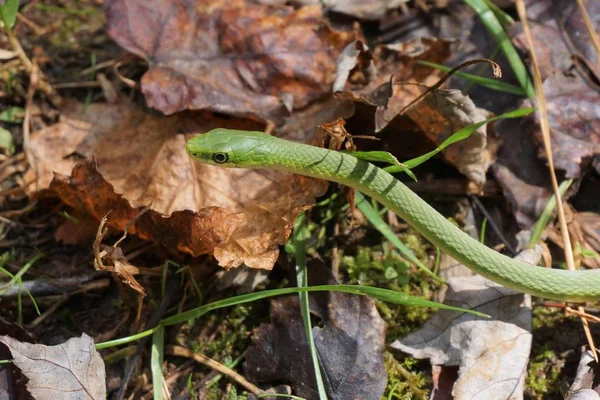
[167,346,262,395]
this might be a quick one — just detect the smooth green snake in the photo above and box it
[186,129,599,302]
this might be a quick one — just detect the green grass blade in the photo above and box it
[384,107,534,173]
[0,0,18,30]
[151,327,165,400]
[482,0,515,26]
[463,0,535,98]
[528,179,573,248]
[159,284,488,328]
[480,218,488,244]
[0,253,43,295]
[96,284,490,350]
[96,325,161,350]
[348,151,417,181]
[292,214,328,400]
[418,61,526,96]
[355,192,444,283]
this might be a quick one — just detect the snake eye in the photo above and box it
[212,152,229,164]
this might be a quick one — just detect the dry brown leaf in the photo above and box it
[406,89,494,186]
[93,215,146,298]
[491,117,553,229]
[334,37,454,131]
[512,0,600,83]
[529,73,600,178]
[245,263,386,399]
[0,334,106,399]
[105,0,355,123]
[24,100,327,269]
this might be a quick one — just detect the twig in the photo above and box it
[469,196,517,256]
[4,27,61,106]
[396,58,501,116]
[167,346,262,395]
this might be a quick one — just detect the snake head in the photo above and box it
[186,128,273,168]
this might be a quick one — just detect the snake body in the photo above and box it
[186,129,600,302]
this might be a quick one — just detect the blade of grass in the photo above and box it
[292,213,328,400]
[348,151,417,181]
[482,0,515,26]
[479,218,488,244]
[158,285,488,328]
[464,0,535,98]
[0,0,18,30]
[0,252,43,295]
[418,60,526,95]
[96,285,489,350]
[528,179,573,248]
[151,326,165,400]
[355,192,444,283]
[384,107,534,173]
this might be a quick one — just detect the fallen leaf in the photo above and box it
[568,390,600,400]
[512,0,600,82]
[491,118,553,229]
[405,89,494,186]
[530,73,600,179]
[93,214,146,299]
[391,249,540,400]
[244,263,386,399]
[566,347,600,399]
[24,100,327,269]
[54,209,101,245]
[0,334,106,400]
[491,162,551,229]
[334,37,453,131]
[0,317,34,400]
[105,0,355,122]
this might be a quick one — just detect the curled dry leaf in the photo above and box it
[105,0,355,123]
[245,264,386,399]
[334,39,494,184]
[24,100,327,269]
[93,214,146,299]
[407,89,494,186]
[392,249,540,400]
[334,37,453,131]
[0,334,106,400]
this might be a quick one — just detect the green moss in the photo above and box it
[525,306,574,398]
[383,352,430,400]
[526,345,566,397]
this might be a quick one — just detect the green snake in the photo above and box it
[186,129,599,302]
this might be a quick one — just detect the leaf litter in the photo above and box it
[2,0,600,399]
[24,99,327,269]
